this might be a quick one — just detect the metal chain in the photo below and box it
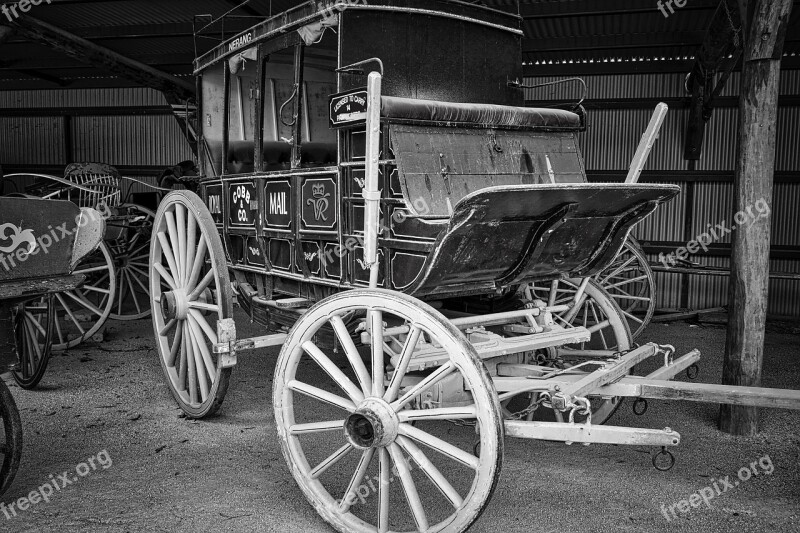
[722,0,742,48]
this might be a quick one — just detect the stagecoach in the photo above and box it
[148,2,800,531]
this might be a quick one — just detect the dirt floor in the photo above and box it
[1,315,799,533]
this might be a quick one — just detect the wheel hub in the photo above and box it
[345,398,399,449]
[160,290,189,321]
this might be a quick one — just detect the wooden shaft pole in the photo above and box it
[720,0,793,436]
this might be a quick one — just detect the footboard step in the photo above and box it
[504,420,681,447]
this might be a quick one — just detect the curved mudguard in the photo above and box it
[407,183,679,297]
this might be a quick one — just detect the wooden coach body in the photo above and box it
[194,0,677,322]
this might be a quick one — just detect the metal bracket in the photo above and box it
[216,318,237,368]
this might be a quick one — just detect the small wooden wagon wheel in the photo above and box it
[0,379,22,496]
[150,191,233,419]
[527,238,655,340]
[47,242,116,351]
[274,289,503,533]
[12,295,54,390]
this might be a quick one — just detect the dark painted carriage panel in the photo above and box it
[0,197,81,284]
[406,184,680,297]
[390,125,588,217]
[340,10,523,106]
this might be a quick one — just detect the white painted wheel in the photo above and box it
[274,289,503,533]
[519,278,632,425]
[150,191,233,419]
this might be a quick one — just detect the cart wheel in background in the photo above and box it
[108,204,155,321]
[274,289,503,533]
[48,242,116,351]
[0,379,22,496]
[150,191,233,419]
[12,295,54,390]
[594,237,656,340]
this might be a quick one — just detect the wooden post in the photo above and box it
[720,0,793,436]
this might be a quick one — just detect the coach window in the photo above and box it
[297,23,338,168]
[260,42,301,172]
[200,62,226,177]
[226,46,259,175]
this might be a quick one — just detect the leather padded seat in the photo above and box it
[381,96,583,131]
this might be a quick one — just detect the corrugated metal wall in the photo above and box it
[526,70,800,317]
[0,87,193,189]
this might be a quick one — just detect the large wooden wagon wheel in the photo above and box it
[274,289,503,533]
[12,296,54,389]
[108,204,155,321]
[47,242,116,351]
[150,191,233,419]
[516,278,632,425]
[0,379,23,496]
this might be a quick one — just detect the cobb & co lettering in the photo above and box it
[230,183,256,225]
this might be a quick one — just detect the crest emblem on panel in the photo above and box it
[301,178,337,230]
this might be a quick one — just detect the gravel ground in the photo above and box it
[1,316,798,533]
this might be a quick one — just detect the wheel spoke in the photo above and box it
[188,301,220,314]
[188,323,210,401]
[589,302,608,350]
[188,314,217,380]
[288,380,356,412]
[378,448,390,533]
[384,325,422,403]
[186,322,198,403]
[185,210,197,283]
[175,204,188,285]
[398,435,464,509]
[387,443,429,532]
[399,405,477,423]
[153,263,178,291]
[599,255,637,284]
[159,319,177,337]
[330,315,371,396]
[164,210,183,285]
[55,293,86,335]
[370,311,385,397]
[604,274,649,291]
[399,423,479,470]
[125,270,144,315]
[187,236,208,290]
[310,443,353,479]
[338,448,375,513]
[63,290,102,317]
[188,270,215,302]
[189,309,218,345]
[392,362,455,412]
[289,420,345,436]
[302,341,365,404]
[74,264,111,275]
[166,321,183,367]
[178,323,188,390]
